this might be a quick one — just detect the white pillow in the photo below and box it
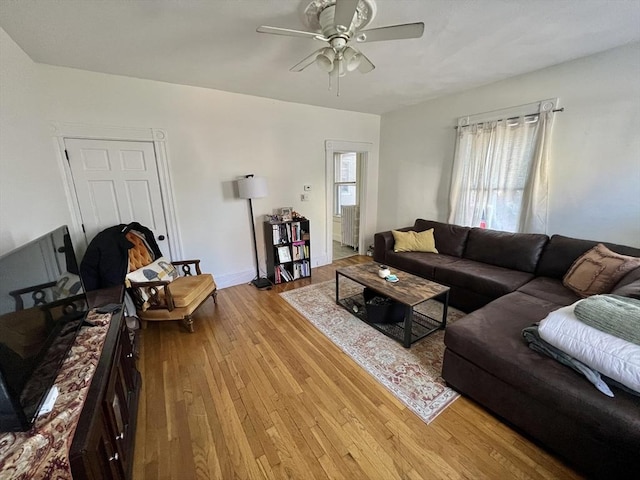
[125,257,178,309]
[538,302,640,394]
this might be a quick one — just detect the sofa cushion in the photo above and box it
[463,228,548,273]
[392,228,438,253]
[536,234,640,279]
[562,244,640,297]
[434,258,534,298]
[385,251,461,279]
[517,277,581,306]
[413,219,470,257]
[611,267,640,299]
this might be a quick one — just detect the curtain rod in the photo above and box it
[455,107,564,129]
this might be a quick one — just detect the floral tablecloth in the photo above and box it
[0,311,112,480]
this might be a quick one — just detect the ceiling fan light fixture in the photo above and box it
[343,46,361,71]
[316,47,336,72]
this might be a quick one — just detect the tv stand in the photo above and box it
[70,286,141,480]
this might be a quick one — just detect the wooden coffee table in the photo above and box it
[336,263,450,348]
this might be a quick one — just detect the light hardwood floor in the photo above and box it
[132,256,582,479]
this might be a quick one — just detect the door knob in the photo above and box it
[158,235,165,241]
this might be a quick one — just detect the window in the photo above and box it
[334,152,357,215]
[449,100,557,233]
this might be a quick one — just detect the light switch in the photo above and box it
[304,185,312,191]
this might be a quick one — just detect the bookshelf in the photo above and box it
[264,219,311,284]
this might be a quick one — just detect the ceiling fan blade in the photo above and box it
[290,48,324,72]
[257,25,326,41]
[333,0,359,32]
[355,22,425,43]
[357,52,375,73]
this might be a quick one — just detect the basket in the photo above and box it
[363,288,405,324]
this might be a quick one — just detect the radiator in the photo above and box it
[341,205,359,249]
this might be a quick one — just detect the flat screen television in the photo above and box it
[0,225,88,432]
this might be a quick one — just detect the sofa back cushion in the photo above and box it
[413,219,470,257]
[463,228,549,273]
[536,234,640,279]
[611,266,640,299]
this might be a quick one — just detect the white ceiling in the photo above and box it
[1,0,639,115]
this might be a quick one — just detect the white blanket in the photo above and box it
[538,302,640,394]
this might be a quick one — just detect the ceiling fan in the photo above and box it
[257,0,424,94]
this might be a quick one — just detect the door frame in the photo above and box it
[325,140,372,262]
[52,122,183,259]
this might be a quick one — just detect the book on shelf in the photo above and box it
[293,263,300,280]
[272,224,281,245]
[291,222,303,242]
[277,246,291,263]
[276,265,293,282]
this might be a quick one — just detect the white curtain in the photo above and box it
[448,111,554,233]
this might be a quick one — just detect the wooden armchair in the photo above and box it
[124,231,217,333]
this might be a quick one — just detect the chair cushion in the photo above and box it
[168,274,216,308]
[138,274,216,321]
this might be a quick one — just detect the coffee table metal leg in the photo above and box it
[403,305,413,348]
[335,271,340,305]
[441,290,449,329]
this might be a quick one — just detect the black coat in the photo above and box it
[80,222,162,291]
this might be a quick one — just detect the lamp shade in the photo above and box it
[343,46,361,72]
[238,175,268,199]
[316,47,335,73]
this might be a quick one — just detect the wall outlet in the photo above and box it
[301,193,310,201]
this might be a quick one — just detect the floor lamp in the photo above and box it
[238,174,271,289]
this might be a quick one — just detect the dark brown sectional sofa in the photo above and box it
[374,219,640,478]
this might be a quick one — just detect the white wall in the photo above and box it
[0,28,380,286]
[0,28,74,253]
[378,42,640,247]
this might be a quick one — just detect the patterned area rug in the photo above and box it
[280,280,466,424]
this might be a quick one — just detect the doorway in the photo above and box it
[332,151,361,261]
[325,140,372,264]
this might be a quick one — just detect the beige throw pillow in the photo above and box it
[563,244,640,297]
[392,229,438,253]
[125,256,179,310]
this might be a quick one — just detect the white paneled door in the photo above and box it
[64,138,170,253]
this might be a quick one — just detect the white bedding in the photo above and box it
[538,302,640,394]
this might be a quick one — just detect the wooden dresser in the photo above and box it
[69,287,141,479]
